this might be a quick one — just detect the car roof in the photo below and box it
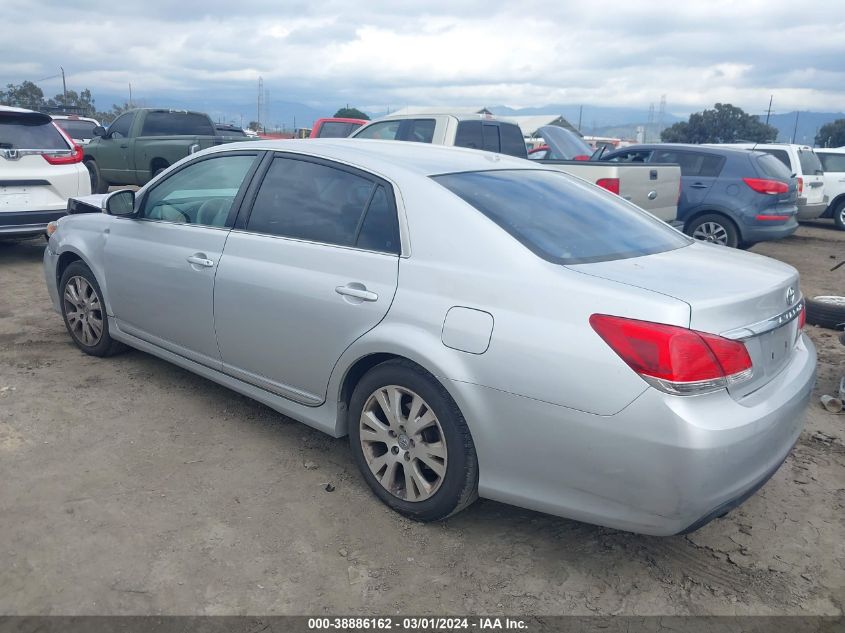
[0,105,39,114]
[612,143,756,157]
[203,138,538,179]
[720,142,814,151]
[51,115,99,123]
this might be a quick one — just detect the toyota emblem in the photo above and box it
[786,286,796,306]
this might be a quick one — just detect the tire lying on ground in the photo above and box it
[805,296,845,330]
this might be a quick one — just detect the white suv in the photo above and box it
[721,143,827,220]
[815,148,845,230]
[51,114,101,145]
[0,106,91,237]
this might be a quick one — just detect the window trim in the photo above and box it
[231,151,403,255]
[131,150,265,228]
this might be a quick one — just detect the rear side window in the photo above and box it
[818,152,845,172]
[798,149,823,175]
[317,121,362,138]
[455,120,483,150]
[760,149,792,171]
[500,123,528,158]
[140,112,215,136]
[482,124,501,152]
[433,169,690,265]
[652,150,724,177]
[756,153,792,180]
[246,157,399,253]
[54,119,97,139]
[0,116,69,150]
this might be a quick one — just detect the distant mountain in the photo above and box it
[759,111,845,145]
[487,104,684,132]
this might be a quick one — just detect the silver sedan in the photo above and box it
[43,139,816,535]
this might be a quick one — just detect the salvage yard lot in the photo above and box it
[0,225,843,615]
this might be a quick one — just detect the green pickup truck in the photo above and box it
[83,108,254,192]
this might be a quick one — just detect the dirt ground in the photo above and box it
[0,224,842,616]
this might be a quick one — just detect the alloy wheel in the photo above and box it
[63,275,104,346]
[692,221,728,245]
[359,385,447,502]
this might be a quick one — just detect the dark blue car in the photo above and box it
[602,144,798,248]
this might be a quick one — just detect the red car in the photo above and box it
[310,117,368,139]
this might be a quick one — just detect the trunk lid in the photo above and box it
[569,242,802,398]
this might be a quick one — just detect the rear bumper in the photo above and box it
[0,209,66,236]
[796,200,827,220]
[448,333,816,535]
[740,216,799,242]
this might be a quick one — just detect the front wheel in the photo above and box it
[686,213,740,248]
[348,360,478,521]
[59,261,126,356]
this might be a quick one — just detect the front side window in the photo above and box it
[455,120,483,150]
[818,152,845,172]
[402,119,435,143]
[499,123,528,158]
[107,113,133,139]
[433,169,690,265]
[246,157,399,253]
[139,154,257,226]
[354,120,401,140]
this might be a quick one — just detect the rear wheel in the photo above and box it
[59,261,126,356]
[348,360,478,521]
[833,200,845,231]
[686,213,739,248]
[84,159,109,194]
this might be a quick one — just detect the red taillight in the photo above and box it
[596,177,620,195]
[797,177,803,195]
[573,154,590,161]
[798,300,806,330]
[589,314,753,395]
[42,123,83,165]
[755,214,790,221]
[42,143,83,165]
[742,177,788,195]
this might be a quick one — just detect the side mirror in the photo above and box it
[92,126,106,137]
[104,189,136,216]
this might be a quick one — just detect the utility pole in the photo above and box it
[791,111,800,143]
[764,95,773,126]
[257,76,264,130]
[577,105,583,132]
[60,66,67,106]
[128,83,133,107]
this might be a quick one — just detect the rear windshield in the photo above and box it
[756,153,792,180]
[798,149,823,175]
[55,119,97,139]
[139,112,215,136]
[215,126,246,137]
[317,121,363,138]
[433,169,690,265]
[0,116,69,150]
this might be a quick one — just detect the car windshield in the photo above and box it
[0,113,69,150]
[55,119,97,139]
[798,149,823,175]
[433,169,690,265]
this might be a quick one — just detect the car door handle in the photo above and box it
[335,285,378,302]
[186,254,214,268]
[119,144,128,149]
[690,183,708,189]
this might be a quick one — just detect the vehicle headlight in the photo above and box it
[46,221,59,237]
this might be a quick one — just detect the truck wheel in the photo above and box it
[686,213,739,248]
[833,200,845,231]
[805,296,845,330]
[84,159,109,194]
[152,163,169,178]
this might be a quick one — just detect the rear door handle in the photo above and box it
[335,284,378,302]
[690,183,708,189]
[186,254,214,268]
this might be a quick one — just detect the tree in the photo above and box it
[0,81,45,110]
[334,106,369,120]
[815,119,845,148]
[661,103,777,144]
[247,120,261,131]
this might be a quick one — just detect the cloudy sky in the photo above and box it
[3,0,844,116]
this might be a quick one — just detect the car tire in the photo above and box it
[59,261,126,357]
[685,213,740,248]
[805,296,845,330]
[833,200,845,231]
[348,359,478,522]
[84,159,109,194]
